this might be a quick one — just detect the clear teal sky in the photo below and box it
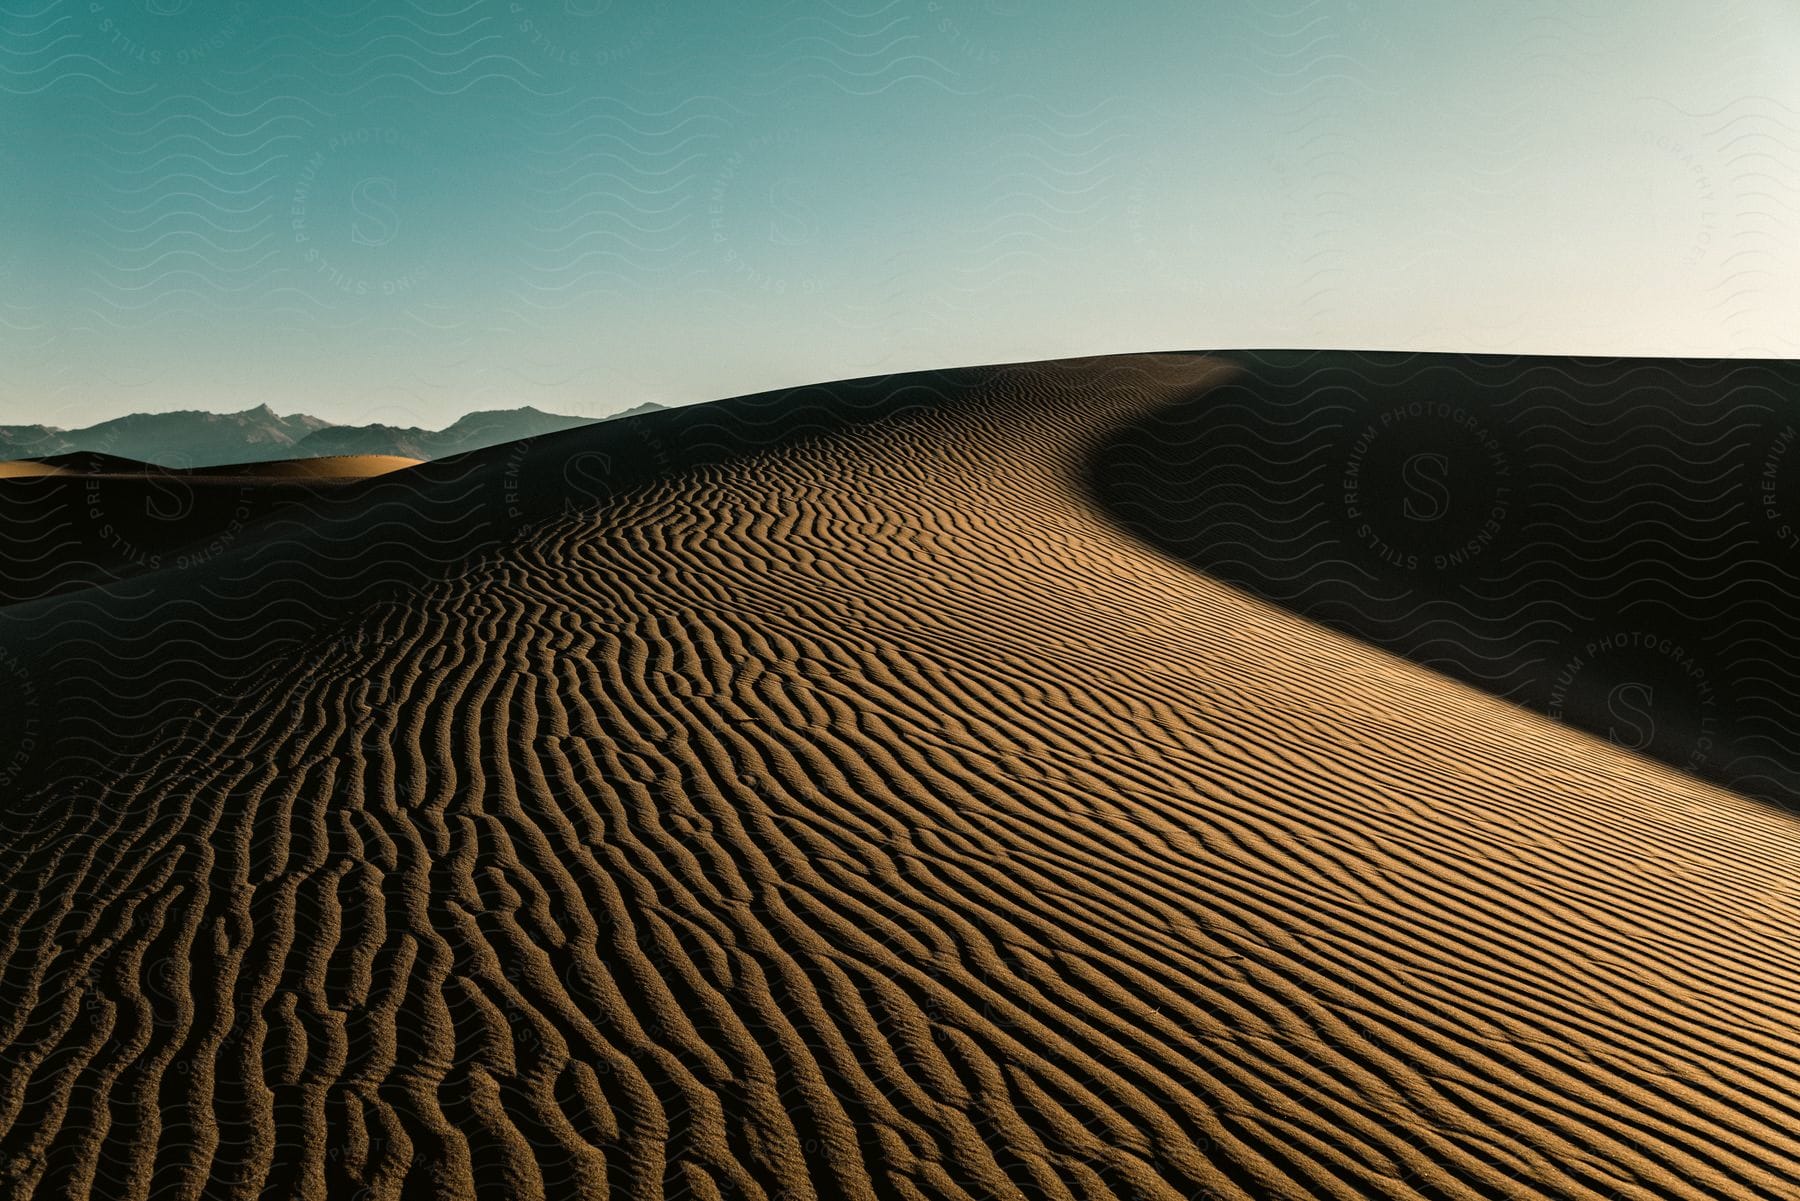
[5,0,1799,427]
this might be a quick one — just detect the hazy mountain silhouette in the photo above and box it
[0,405,332,467]
[295,403,664,460]
[0,402,663,468]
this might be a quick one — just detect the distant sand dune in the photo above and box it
[172,453,423,479]
[0,453,422,607]
[0,356,1797,1199]
[1,451,421,479]
[0,461,65,479]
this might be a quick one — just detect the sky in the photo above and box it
[3,0,1799,428]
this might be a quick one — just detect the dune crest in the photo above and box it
[176,453,423,479]
[1,356,1798,1199]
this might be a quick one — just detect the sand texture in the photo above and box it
[0,355,1797,1199]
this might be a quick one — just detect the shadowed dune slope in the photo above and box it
[0,456,421,608]
[2,355,1800,1199]
[1094,351,1800,802]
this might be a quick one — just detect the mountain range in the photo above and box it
[0,402,664,468]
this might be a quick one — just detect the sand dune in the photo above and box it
[5,451,421,479]
[19,452,166,474]
[0,454,422,607]
[1094,352,1800,801]
[170,453,423,480]
[1,355,1798,1199]
[0,461,65,479]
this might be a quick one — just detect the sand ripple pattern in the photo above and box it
[3,356,1800,1198]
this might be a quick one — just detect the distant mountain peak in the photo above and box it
[2,401,666,470]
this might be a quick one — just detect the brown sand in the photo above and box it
[170,453,423,480]
[0,461,65,479]
[0,356,1797,1199]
